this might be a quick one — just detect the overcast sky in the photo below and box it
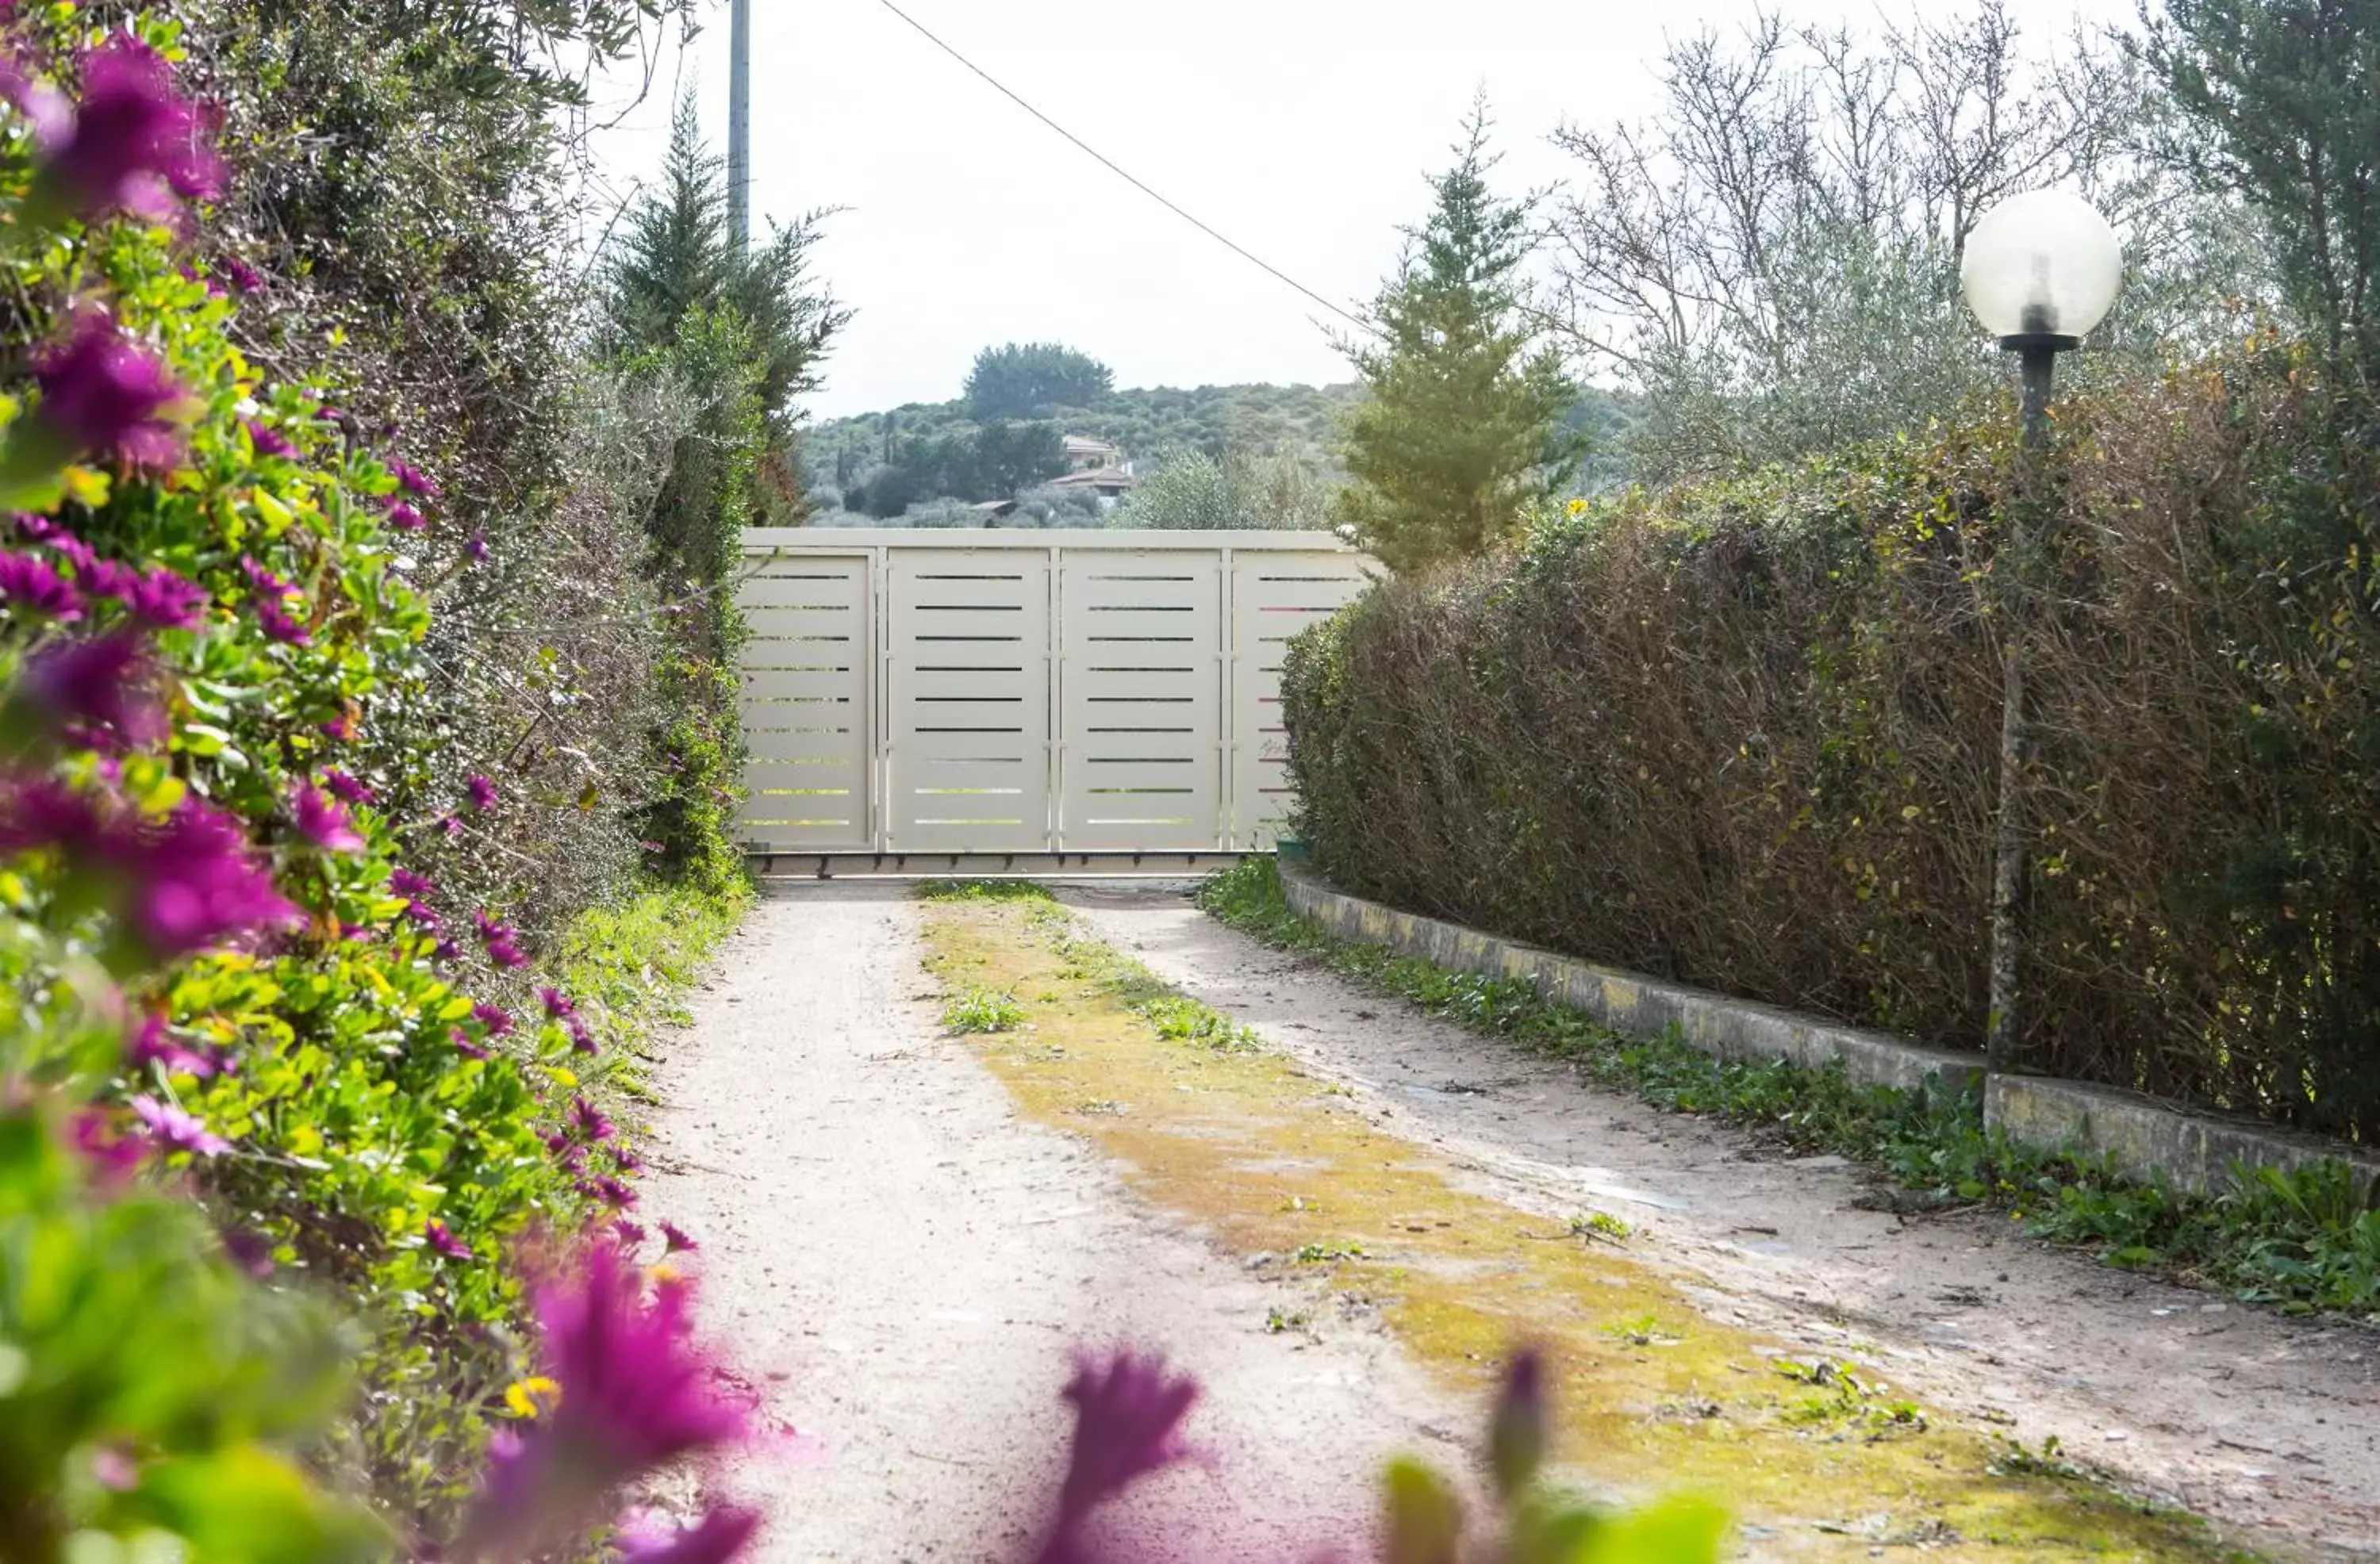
[587,0,2135,419]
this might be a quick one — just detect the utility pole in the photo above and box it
[727,0,751,255]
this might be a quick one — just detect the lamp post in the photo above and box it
[1958,189,2123,1075]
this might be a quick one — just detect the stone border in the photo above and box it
[1278,864,2380,1194]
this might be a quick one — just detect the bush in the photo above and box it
[1284,343,2380,1139]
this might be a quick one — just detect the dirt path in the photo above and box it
[643,884,1461,1563]
[1052,883,2380,1562]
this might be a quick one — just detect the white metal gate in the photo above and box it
[735,528,1374,858]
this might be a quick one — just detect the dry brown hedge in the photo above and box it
[1284,349,2380,1139]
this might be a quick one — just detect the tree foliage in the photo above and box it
[1548,0,2272,481]
[1335,104,1581,574]
[963,340,1115,420]
[2140,0,2380,389]
[1119,445,1330,531]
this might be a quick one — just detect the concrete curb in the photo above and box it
[1277,864,2380,1194]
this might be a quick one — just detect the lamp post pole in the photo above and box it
[1985,332,2067,1075]
[728,0,751,256]
[1960,188,2122,1080]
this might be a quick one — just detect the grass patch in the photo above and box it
[943,986,1026,1034]
[554,880,750,1102]
[1197,859,2380,1323]
[915,887,2240,1559]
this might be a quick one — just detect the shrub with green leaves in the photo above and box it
[1285,343,2380,1139]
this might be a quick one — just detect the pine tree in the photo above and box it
[1336,104,1581,574]
[601,92,848,445]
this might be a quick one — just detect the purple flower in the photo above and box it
[570,1096,615,1144]
[221,255,264,293]
[451,1028,490,1061]
[117,565,207,629]
[427,1219,474,1261]
[1488,1347,1547,1498]
[246,420,298,459]
[119,798,306,960]
[16,633,163,747]
[659,1221,697,1255]
[293,781,364,853]
[388,458,441,499]
[255,598,311,646]
[12,512,59,542]
[617,1507,761,1564]
[539,986,575,1020]
[0,785,302,961]
[1042,1350,1200,1559]
[130,1094,231,1157]
[31,36,223,222]
[30,313,182,469]
[473,910,509,941]
[610,1144,644,1175]
[402,899,440,928]
[438,813,464,840]
[390,868,434,899]
[612,1218,647,1249]
[589,1175,637,1209]
[321,769,374,806]
[70,1109,144,1188]
[463,534,490,565]
[385,500,425,531]
[0,552,83,619]
[465,774,498,811]
[471,1002,512,1037]
[318,711,357,742]
[129,1014,218,1077]
[459,1241,745,1554]
[555,1142,588,1175]
[488,937,528,969]
[433,936,461,963]
[219,1227,274,1278]
[570,1018,598,1056]
[238,555,294,598]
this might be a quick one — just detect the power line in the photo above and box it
[870,0,1372,334]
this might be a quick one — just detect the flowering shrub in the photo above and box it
[0,9,750,1554]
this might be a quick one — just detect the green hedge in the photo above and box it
[1284,346,2380,1140]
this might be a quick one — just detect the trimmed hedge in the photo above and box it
[1284,345,2380,1140]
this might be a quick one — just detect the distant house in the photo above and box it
[1049,464,1138,509]
[1061,435,1123,473]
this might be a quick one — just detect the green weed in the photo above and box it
[1198,858,2380,1322]
[942,986,1026,1034]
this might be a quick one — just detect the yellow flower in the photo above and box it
[504,1375,562,1420]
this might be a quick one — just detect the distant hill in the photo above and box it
[796,379,1633,527]
[799,382,1363,520]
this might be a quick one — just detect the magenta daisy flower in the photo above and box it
[29,312,183,469]
[30,35,223,222]
[470,1002,512,1037]
[17,631,163,748]
[451,1029,490,1061]
[390,868,434,899]
[385,500,425,531]
[246,421,298,459]
[612,1218,647,1249]
[128,1014,219,1078]
[464,774,498,811]
[0,552,83,619]
[117,565,207,629]
[617,1507,761,1564]
[659,1221,697,1255]
[569,1096,614,1144]
[426,1219,475,1261]
[293,781,364,853]
[254,598,311,646]
[321,768,374,806]
[387,458,440,499]
[459,1240,745,1554]
[130,1094,231,1157]
[539,986,575,1020]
